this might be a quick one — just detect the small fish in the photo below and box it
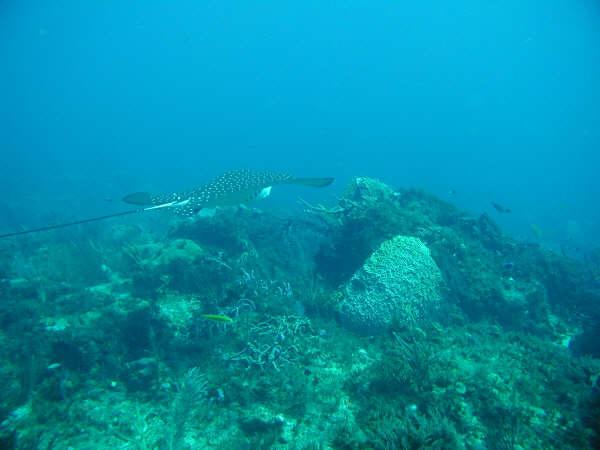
[502,261,515,271]
[530,223,543,240]
[491,202,511,214]
[201,314,234,323]
[123,169,335,217]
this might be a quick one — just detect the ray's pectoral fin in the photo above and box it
[122,192,154,205]
[289,177,335,188]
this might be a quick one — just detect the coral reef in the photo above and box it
[0,177,599,449]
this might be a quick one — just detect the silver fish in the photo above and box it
[122,169,334,216]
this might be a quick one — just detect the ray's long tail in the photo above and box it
[0,209,144,239]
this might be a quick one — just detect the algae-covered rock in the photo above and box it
[129,239,208,294]
[151,239,205,269]
[316,177,406,284]
[337,235,443,334]
[316,177,460,285]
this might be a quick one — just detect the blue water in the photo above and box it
[1,0,599,250]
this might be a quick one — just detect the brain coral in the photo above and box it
[336,235,443,334]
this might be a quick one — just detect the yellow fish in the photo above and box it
[530,223,543,240]
[201,314,233,323]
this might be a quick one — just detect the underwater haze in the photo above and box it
[2,2,600,449]
[1,0,599,249]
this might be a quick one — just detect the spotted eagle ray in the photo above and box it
[0,169,334,238]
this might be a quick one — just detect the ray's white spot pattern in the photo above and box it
[149,169,293,217]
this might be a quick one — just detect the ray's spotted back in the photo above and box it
[123,169,334,217]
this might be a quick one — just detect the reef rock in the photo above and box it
[337,235,443,334]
